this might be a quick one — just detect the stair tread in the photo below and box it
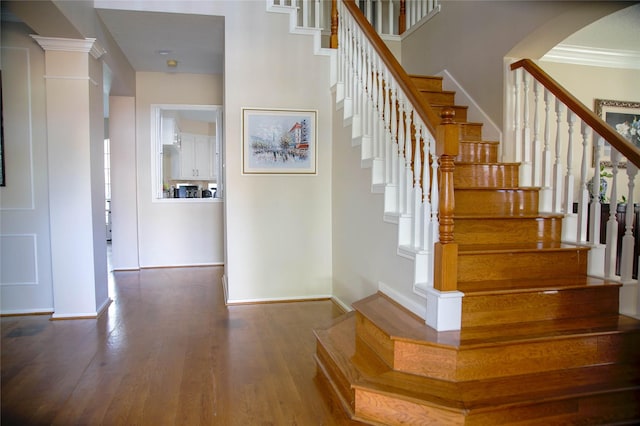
[355,363,640,411]
[459,275,620,294]
[455,186,540,191]
[352,293,640,349]
[455,161,520,166]
[458,241,589,254]
[455,212,564,219]
[317,311,640,411]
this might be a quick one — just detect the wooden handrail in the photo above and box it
[342,0,440,135]
[511,59,640,168]
[342,0,459,293]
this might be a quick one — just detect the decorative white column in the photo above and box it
[31,36,111,319]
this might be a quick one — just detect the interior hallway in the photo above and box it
[1,266,359,425]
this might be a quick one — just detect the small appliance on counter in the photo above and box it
[202,189,212,198]
[174,185,199,198]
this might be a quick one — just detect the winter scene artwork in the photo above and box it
[242,108,317,174]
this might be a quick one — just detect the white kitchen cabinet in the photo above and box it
[172,133,216,180]
[161,116,181,146]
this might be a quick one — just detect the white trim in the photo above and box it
[225,294,334,305]
[0,234,39,286]
[425,288,464,331]
[30,35,105,59]
[50,297,111,319]
[331,296,353,313]
[542,43,640,70]
[437,69,502,143]
[378,281,427,320]
[0,308,54,316]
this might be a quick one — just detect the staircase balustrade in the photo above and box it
[510,59,640,317]
[336,0,459,296]
[268,0,440,42]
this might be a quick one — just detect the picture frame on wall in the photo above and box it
[242,108,317,175]
[594,98,640,168]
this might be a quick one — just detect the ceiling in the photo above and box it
[96,9,225,75]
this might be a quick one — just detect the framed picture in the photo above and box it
[594,98,640,168]
[242,108,317,174]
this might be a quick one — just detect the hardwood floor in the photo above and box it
[1,266,361,425]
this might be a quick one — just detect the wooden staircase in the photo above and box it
[315,74,640,425]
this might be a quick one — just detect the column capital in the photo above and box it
[30,35,106,59]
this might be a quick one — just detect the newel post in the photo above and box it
[434,108,459,291]
[330,0,338,48]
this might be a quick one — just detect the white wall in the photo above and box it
[109,96,140,270]
[401,1,629,129]
[222,3,333,302]
[135,72,225,268]
[330,100,416,310]
[0,22,54,314]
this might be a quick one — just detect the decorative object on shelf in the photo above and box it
[594,98,640,168]
[588,164,613,203]
[242,108,317,175]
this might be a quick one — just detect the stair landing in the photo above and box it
[315,293,640,425]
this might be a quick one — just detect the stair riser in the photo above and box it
[457,141,498,162]
[454,217,562,245]
[468,389,640,426]
[457,249,588,282]
[420,90,455,105]
[454,164,519,188]
[409,75,443,92]
[455,189,539,216]
[315,341,356,411]
[355,312,394,368]
[354,389,464,425]
[459,122,483,141]
[461,286,620,327]
[393,332,640,381]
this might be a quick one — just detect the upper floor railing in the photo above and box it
[269,0,441,42]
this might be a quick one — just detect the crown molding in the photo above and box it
[542,43,640,70]
[30,35,106,59]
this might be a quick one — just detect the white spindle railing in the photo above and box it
[335,0,440,293]
[269,0,441,39]
[510,60,640,318]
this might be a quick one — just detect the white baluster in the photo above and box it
[520,71,532,186]
[405,103,413,216]
[513,68,523,165]
[605,150,621,278]
[577,122,591,242]
[552,100,566,214]
[590,137,604,245]
[314,0,320,28]
[384,68,392,184]
[376,0,382,34]
[539,88,553,212]
[390,80,398,190]
[620,164,638,282]
[430,133,440,247]
[302,0,309,27]
[397,93,406,215]
[561,111,577,240]
[421,125,431,251]
[412,111,423,248]
[388,0,394,35]
[532,80,542,187]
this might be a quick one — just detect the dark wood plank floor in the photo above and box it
[1,266,361,425]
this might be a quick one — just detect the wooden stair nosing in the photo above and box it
[457,241,590,255]
[351,363,640,413]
